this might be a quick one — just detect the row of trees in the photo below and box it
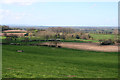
[30,27,93,40]
[99,39,120,45]
[47,27,75,34]
[33,31,93,40]
[1,25,23,32]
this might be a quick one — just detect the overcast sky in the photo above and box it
[0,0,118,26]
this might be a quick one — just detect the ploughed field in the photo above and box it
[2,45,118,78]
[43,42,118,52]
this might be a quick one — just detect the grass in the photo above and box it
[61,39,98,43]
[74,39,98,43]
[2,45,118,78]
[0,36,6,39]
[61,34,116,43]
[90,34,116,40]
[61,40,86,43]
[2,37,48,45]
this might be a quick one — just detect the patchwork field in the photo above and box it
[2,45,118,78]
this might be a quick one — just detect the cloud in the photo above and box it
[0,0,39,6]
[15,16,22,20]
[0,0,119,6]
[0,9,10,20]
[0,9,30,21]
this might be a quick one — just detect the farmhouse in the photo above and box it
[2,30,27,37]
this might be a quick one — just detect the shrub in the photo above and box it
[76,35,80,39]
[60,35,66,40]
[99,39,114,45]
[4,37,13,44]
[115,39,120,43]
[58,46,62,48]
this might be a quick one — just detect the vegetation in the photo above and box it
[99,39,114,45]
[1,25,119,78]
[3,45,118,78]
[90,34,115,40]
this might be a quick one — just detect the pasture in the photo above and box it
[90,34,116,40]
[2,45,118,78]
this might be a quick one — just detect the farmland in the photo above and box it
[2,45,118,78]
[0,1,119,79]
[89,34,116,40]
[1,25,119,78]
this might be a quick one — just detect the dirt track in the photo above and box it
[44,42,119,52]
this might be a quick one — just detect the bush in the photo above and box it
[58,46,62,48]
[76,35,80,39]
[60,35,66,40]
[115,39,120,43]
[99,39,114,45]
[4,37,13,44]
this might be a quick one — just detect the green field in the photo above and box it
[90,34,116,40]
[2,45,118,78]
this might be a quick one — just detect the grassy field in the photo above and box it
[61,40,88,43]
[90,34,116,40]
[2,45,118,78]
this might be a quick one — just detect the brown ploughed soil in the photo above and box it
[43,42,118,52]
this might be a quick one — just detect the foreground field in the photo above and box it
[2,45,118,78]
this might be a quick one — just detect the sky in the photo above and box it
[0,0,118,26]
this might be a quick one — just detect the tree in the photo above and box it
[47,27,75,34]
[45,35,49,40]
[4,37,13,44]
[1,25,10,31]
[76,35,80,39]
[113,29,118,35]
[35,31,55,40]
[24,33,28,36]
[60,35,66,40]
[11,35,18,41]
[99,39,114,45]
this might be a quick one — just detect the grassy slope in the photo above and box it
[2,45,118,78]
